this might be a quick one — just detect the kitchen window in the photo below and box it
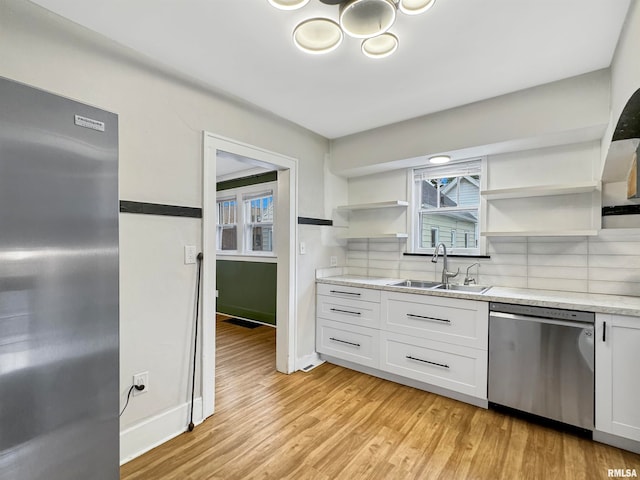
[411,159,483,255]
[216,183,276,256]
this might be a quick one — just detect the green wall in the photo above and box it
[216,260,276,325]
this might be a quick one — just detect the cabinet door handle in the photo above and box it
[406,355,449,369]
[330,290,361,296]
[406,313,451,324]
[329,337,361,348]
[330,308,362,316]
[602,321,606,342]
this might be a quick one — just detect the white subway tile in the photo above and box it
[588,280,640,296]
[368,268,399,278]
[368,260,400,270]
[368,250,402,261]
[527,254,588,267]
[527,278,588,293]
[346,258,368,268]
[487,253,527,265]
[527,241,588,255]
[588,267,640,283]
[480,275,528,289]
[347,250,368,260]
[346,267,367,276]
[528,266,588,280]
[488,242,527,254]
[479,264,528,277]
[399,260,435,272]
[588,241,640,256]
[589,255,640,268]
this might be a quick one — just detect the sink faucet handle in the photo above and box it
[464,263,480,285]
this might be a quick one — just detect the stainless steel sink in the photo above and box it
[433,284,492,294]
[389,280,443,289]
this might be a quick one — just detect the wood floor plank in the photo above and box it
[121,316,640,479]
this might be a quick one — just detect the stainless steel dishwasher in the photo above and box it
[488,302,595,431]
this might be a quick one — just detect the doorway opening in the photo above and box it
[202,132,298,420]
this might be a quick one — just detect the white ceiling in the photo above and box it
[31,0,631,139]
[216,150,275,182]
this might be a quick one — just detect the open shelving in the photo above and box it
[481,181,600,200]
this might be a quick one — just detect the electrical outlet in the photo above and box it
[133,371,149,396]
[330,256,338,267]
[184,245,196,264]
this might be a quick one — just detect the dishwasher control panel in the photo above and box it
[489,302,594,323]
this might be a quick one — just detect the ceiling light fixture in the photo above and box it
[269,0,436,58]
[293,18,344,54]
[429,155,451,164]
[361,32,398,58]
[398,0,435,16]
[268,0,310,10]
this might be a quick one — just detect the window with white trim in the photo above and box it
[217,198,238,251]
[216,182,276,256]
[244,193,274,252]
[412,159,482,255]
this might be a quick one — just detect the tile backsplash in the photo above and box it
[344,229,640,297]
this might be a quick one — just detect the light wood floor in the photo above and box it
[121,316,640,480]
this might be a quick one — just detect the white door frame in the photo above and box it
[202,131,298,419]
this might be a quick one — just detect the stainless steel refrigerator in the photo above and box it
[0,77,119,479]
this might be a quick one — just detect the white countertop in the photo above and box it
[317,275,640,317]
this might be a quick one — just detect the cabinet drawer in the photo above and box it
[317,283,381,303]
[380,331,487,399]
[382,291,488,349]
[317,318,379,368]
[317,295,381,329]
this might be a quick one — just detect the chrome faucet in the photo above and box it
[464,263,480,285]
[431,243,459,286]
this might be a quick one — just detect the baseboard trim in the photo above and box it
[321,354,488,409]
[594,430,640,454]
[296,352,325,372]
[120,397,204,465]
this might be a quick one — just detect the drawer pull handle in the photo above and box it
[329,337,361,347]
[330,308,362,316]
[406,313,451,324]
[406,355,449,369]
[330,290,361,296]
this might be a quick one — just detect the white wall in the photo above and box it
[0,0,336,462]
[330,70,610,177]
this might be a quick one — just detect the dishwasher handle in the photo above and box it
[490,311,594,329]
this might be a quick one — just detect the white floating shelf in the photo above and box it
[337,200,409,211]
[342,233,409,239]
[481,230,598,237]
[481,181,600,200]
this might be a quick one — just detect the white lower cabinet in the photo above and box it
[316,283,489,404]
[317,318,379,368]
[380,331,487,398]
[596,313,640,443]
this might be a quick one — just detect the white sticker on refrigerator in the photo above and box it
[74,115,105,132]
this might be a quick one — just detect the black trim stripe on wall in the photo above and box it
[217,171,278,191]
[298,217,333,226]
[602,204,640,216]
[120,201,202,218]
[119,201,334,225]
